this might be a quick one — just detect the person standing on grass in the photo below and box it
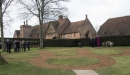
[96,35,101,47]
[22,40,26,52]
[21,40,24,51]
[13,40,17,52]
[90,37,94,47]
[26,41,30,51]
[16,40,20,52]
[6,39,12,53]
[93,37,97,47]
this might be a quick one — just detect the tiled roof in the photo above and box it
[56,18,70,34]
[98,15,130,36]
[31,25,40,35]
[15,30,20,36]
[31,18,67,35]
[61,20,84,34]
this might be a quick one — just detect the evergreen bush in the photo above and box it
[1,35,130,47]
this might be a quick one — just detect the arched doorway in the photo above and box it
[85,30,90,38]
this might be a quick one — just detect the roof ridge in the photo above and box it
[109,15,130,20]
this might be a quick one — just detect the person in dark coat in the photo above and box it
[6,39,12,53]
[93,37,97,47]
[26,41,30,51]
[22,40,26,52]
[16,40,20,52]
[90,37,94,47]
[13,40,17,52]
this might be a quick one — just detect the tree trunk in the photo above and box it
[39,0,44,49]
[0,53,8,65]
[39,19,43,49]
[0,1,5,51]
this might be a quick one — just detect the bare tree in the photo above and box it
[0,0,14,51]
[0,0,14,65]
[18,0,69,49]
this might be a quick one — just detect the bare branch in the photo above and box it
[2,0,14,15]
[18,0,38,17]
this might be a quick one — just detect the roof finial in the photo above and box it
[86,15,87,18]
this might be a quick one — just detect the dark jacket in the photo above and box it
[6,41,12,48]
[26,41,30,47]
[23,42,26,48]
[16,41,20,48]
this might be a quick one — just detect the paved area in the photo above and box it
[73,70,99,75]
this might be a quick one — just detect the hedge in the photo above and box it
[1,35,130,47]
[100,35,130,46]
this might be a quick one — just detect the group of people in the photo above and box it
[6,39,30,53]
[90,35,101,47]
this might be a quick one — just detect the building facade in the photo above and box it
[13,15,96,39]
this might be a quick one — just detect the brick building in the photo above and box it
[13,15,96,39]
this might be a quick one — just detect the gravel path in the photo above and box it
[29,48,116,69]
[4,48,130,70]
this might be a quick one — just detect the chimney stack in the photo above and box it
[26,20,28,25]
[24,21,25,25]
[58,15,63,21]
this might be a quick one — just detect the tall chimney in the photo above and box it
[58,15,63,21]
[24,21,25,25]
[26,20,28,25]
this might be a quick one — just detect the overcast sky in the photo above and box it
[3,0,130,37]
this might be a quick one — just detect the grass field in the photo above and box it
[86,47,130,75]
[0,47,130,75]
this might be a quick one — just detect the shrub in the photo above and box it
[1,35,130,47]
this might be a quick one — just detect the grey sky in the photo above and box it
[4,0,130,37]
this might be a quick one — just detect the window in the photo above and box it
[59,35,62,38]
[74,33,75,37]
[86,34,88,38]
[52,34,54,37]
[64,34,66,38]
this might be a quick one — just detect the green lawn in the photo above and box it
[1,47,130,75]
[0,48,75,75]
[0,60,75,75]
[95,56,130,75]
[88,48,123,55]
[46,57,100,66]
[46,47,78,56]
[87,47,130,75]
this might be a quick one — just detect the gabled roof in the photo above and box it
[31,25,40,35]
[56,18,70,34]
[61,20,84,34]
[98,15,130,36]
[50,21,59,30]
[30,18,68,35]
[15,30,20,36]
